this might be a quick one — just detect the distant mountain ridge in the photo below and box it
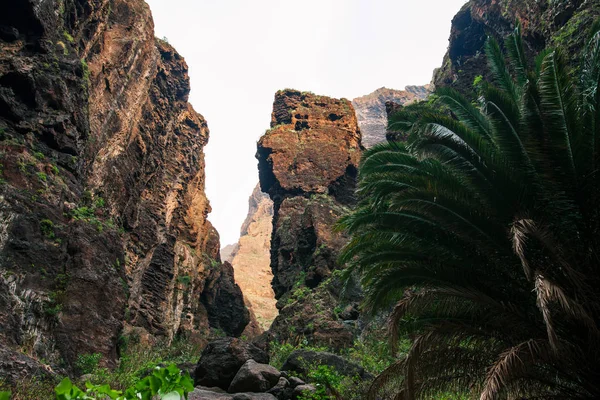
[352,85,431,147]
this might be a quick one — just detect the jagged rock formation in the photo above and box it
[434,0,600,95]
[225,184,277,331]
[256,89,363,350]
[221,243,239,263]
[0,0,247,380]
[352,86,430,147]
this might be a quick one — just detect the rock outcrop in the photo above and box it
[0,0,247,380]
[194,337,269,390]
[434,0,600,95]
[192,338,348,400]
[352,86,430,147]
[226,184,277,331]
[256,89,363,350]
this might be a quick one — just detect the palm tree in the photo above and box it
[339,23,600,399]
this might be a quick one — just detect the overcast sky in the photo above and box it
[145,0,467,246]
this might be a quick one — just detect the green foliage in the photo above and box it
[177,275,191,285]
[71,193,112,231]
[72,206,94,220]
[268,341,327,370]
[37,172,47,182]
[75,353,102,375]
[297,365,342,400]
[340,23,600,399]
[54,364,193,400]
[40,219,55,239]
[34,151,45,160]
[287,286,310,305]
[269,342,296,370]
[472,74,483,87]
[81,58,90,90]
[343,336,400,376]
[94,197,105,208]
[0,391,10,400]
[63,31,74,43]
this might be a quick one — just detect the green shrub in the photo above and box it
[177,275,191,285]
[40,219,55,239]
[298,365,342,400]
[75,353,102,375]
[54,364,193,400]
[63,31,74,43]
[37,172,47,182]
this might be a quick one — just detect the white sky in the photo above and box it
[145,0,467,246]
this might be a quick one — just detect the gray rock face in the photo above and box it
[352,86,430,147]
[189,388,278,400]
[194,338,269,390]
[282,350,372,380]
[229,359,281,393]
[292,384,317,399]
[266,377,292,399]
[232,394,278,400]
[201,262,251,337]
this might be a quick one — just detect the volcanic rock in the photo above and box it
[194,337,269,390]
[228,359,281,393]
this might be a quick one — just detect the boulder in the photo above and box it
[288,376,305,388]
[267,377,293,400]
[232,394,278,400]
[194,338,269,390]
[292,384,317,399]
[189,388,233,400]
[282,350,372,380]
[189,388,278,400]
[229,360,281,393]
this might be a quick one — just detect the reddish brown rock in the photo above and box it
[256,90,363,349]
[0,0,248,380]
[257,89,361,202]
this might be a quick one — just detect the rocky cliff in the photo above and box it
[434,0,600,95]
[226,184,277,332]
[0,0,247,381]
[352,86,430,147]
[256,89,363,350]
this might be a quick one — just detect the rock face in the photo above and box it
[228,359,280,393]
[0,0,247,379]
[281,350,371,380]
[194,337,269,390]
[352,86,430,147]
[227,184,277,331]
[221,243,239,263]
[434,0,600,95]
[201,262,250,337]
[256,89,363,350]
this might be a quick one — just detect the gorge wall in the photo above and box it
[223,184,277,332]
[0,0,248,382]
[352,86,430,147]
[256,89,363,350]
[434,0,600,95]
